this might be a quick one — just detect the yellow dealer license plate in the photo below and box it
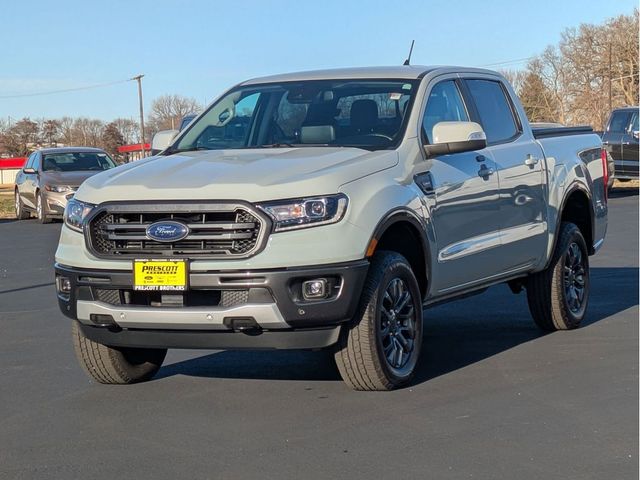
[133,260,188,291]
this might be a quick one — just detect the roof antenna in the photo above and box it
[403,40,415,66]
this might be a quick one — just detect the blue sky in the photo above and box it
[1,0,637,121]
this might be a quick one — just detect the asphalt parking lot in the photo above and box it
[0,190,637,480]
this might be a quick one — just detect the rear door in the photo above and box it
[462,77,547,273]
[621,110,639,176]
[604,110,632,175]
[416,77,502,294]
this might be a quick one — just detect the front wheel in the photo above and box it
[72,321,167,384]
[36,192,52,224]
[15,191,30,220]
[526,222,590,331]
[334,251,423,391]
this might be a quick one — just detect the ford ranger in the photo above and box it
[55,66,608,390]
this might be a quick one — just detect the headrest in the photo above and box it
[303,103,339,126]
[350,99,379,128]
[300,125,335,144]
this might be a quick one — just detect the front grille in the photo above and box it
[93,288,250,308]
[87,203,268,258]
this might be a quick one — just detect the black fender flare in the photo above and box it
[367,207,432,295]
[546,182,596,269]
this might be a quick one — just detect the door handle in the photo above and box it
[477,166,494,178]
[524,154,539,166]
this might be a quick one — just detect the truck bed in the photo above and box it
[532,125,594,139]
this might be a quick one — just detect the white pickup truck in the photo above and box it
[55,66,608,390]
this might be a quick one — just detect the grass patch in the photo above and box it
[0,193,15,219]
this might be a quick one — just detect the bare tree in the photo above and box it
[518,9,638,129]
[42,119,61,146]
[147,94,201,134]
[0,118,39,156]
[112,118,139,145]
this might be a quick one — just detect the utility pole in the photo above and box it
[608,43,612,113]
[131,75,146,159]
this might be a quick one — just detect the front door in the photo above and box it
[620,110,639,177]
[417,79,502,294]
[604,110,632,176]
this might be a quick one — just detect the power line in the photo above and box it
[0,78,132,99]
[479,56,536,68]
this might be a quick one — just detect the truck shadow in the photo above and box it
[156,267,638,386]
[609,186,638,198]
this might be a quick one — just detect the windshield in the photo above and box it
[42,152,117,172]
[170,79,418,152]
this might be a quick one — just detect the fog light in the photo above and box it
[302,278,327,300]
[56,276,71,294]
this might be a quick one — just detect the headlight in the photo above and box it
[44,185,73,193]
[257,194,348,232]
[63,199,95,233]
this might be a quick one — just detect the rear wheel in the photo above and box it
[14,190,29,220]
[334,251,423,391]
[72,321,167,384]
[527,222,590,331]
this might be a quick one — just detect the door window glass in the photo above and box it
[422,81,469,143]
[608,111,632,133]
[466,79,519,144]
[25,153,35,169]
[629,112,638,132]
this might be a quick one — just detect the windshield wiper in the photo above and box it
[168,146,212,154]
[258,143,295,148]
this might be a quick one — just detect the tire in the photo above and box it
[14,190,30,220]
[36,192,52,224]
[334,251,423,391]
[72,321,167,384]
[526,222,590,331]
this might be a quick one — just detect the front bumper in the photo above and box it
[43,190,75,217]
[55,260,368,349]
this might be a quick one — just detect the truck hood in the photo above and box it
[77,147,398,203]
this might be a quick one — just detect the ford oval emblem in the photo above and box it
[146,221,190,243]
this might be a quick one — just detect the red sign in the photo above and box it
[117,143,151,153]
[0,157,27,169]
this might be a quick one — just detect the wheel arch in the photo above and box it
[366,208,430,298]
[549,183,595,266]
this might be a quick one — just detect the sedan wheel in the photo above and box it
[36,193,51,224]
[15,191,29,220]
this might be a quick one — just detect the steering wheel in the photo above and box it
[365,133,394,141]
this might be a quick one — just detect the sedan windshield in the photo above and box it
[42,152,116,172]
[171,79,418,152]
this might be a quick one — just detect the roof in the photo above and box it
[612,106,639,112]
[37,146,106,154]
[240,65,498,85]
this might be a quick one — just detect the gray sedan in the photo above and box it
[14,147,117,223]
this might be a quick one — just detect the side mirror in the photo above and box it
[633,130,639,141]
[22,167,37,174]
[151,129,179,154]
[424,121,487,158]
